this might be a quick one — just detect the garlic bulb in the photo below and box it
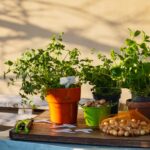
[100,118,150,137]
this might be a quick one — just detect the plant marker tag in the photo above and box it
[60,76,76,88]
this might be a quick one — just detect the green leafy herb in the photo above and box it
[4,33,84,102]
[111,29,150,97]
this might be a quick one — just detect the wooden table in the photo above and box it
[10,110,150,148]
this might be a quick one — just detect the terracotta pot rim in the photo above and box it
[46,87,81,103]
[47,87,81,92]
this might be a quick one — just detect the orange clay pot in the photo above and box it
[46,87,81,124]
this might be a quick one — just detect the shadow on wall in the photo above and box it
[0,18,118,52]
[1,0,150,52]
[0,0,121,50]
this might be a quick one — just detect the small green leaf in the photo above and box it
[128,28,134,37]
[140,43,147,49]
[110,50,116,60]
[134,30,141,37]
[145,35,150,40]
[125,39,135,46]
[3,72,6,79]
[97,53,103,59]
[5,60,13,66]
[58,32,64,41]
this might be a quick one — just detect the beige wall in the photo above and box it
[0,0,150,102]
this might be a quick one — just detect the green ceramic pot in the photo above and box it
[83,104,111,127]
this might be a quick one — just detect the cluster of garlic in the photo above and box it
[100,118,150,136]
[82,99,106,107]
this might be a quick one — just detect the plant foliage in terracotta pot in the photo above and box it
[80,52,121,114]
[111,29,150,118]
[4,34,85,124]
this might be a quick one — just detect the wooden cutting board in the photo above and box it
[9,110,150,148]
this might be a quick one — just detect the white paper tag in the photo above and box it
[52,128,93,134]
[60,76,76,88]
[53,129,75,133]
[75,129,93,133]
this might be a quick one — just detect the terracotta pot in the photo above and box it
[126,99,150,119]
[46,87,81,124]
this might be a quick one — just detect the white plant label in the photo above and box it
[60,76,76,88]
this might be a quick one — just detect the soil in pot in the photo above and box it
[46,87,81,124]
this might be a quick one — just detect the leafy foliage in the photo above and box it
[80,52,121,97]
[4,29,150,103]
[111,29,150,97]
[4,34,82,101]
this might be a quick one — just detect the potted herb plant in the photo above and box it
[80,53,121,114]
[4,34,83,124]
[111,29,150,118]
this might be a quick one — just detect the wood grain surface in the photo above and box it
[10,109,150,148]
